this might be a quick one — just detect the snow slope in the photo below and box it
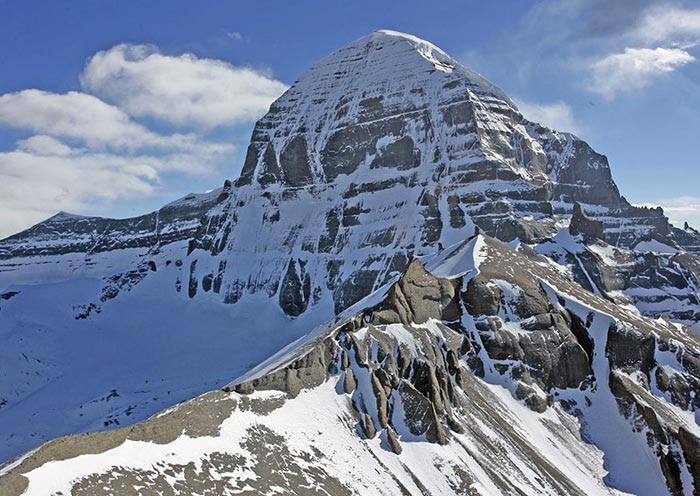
[0,239,333,463]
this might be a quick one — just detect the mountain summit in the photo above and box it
[237,29,514,187]
[1,31,700,495]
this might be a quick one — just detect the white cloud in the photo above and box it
[0,58,244,236]
[0,148,155,237]
[633,6,700,44]
[0,89,213,152]
[587,47,695,99]
[513,98,582,134]
[226,31,243,41]
[17,135,73,156]
[81,44,288,128]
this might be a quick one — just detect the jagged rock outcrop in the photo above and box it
[222,236,700,494]
[368,259,460,324]
[569,202,606,241]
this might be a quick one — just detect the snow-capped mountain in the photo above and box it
[1,30,699,495]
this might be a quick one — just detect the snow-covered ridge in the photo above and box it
[2,233,699,495]
[0,186,226,286]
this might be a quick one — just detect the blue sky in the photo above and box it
[0,0,699,236]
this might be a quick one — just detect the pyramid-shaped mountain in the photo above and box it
[1,31,700,496]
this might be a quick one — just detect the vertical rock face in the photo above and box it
[279,136,313,187]
[278,259,311,316]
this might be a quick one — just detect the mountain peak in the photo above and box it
[357,28,454,64]
[238,30,515,188]
[48,211,86,222]
[320,29,512,104]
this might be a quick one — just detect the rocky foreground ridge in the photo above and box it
[0,30,699,495]
[1,235,699,495]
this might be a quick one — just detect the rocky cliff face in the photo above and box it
[1,29,700,495]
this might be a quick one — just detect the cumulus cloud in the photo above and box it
[586,47,695,99]
[0,90,150,149]
[0,89,213,152]
[0,86,235,237]
[16,135,73,156]
[81,44,288,128]
[501,1,698,100]
[0,147,155,237]
[513,98,582,134]
[632,6,700,44]
[0,115,232,237]
[579,3,700,99]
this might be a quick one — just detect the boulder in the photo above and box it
[386,427,402,455]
